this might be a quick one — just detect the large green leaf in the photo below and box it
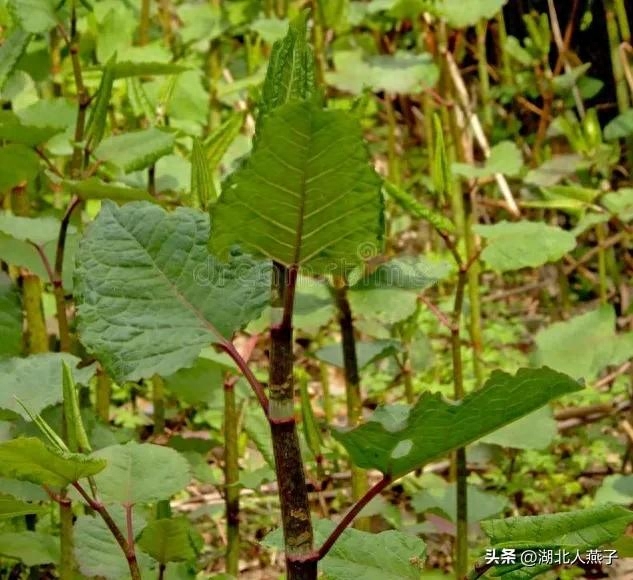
[0,531,59,566]
[383,181,454,233]
[533,305,633,381]
[0,438,106,487]
[327,49,438,94]
[474,221,576,271]
[94,128,175,173]
[0,353,96,419]
[0,273,22,359]
[74,201,269,381]
[482,504,633,549]
[332,367,581,477]
[91,441,190,504]
[595,475,633,505]
[263,518,426,579]
[137,517,200,563]
[480,407,557,450]
[210,101,383,274]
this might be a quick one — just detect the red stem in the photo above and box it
[317,475,392,560]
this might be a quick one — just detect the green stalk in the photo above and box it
[384,96,401,185]
[464,200,484,387]
[310,0,326,86]
[437,23,465,236]
[605,0,631,113]
[207,34,222,131]
[139,0,151,45]
[269,262,316,579]
[476,20,492,130]
[152,374,165,434]
[596,223,609,304]
[333,278,369,531]
[496,11,512,87]
[451,267,469,580]
[614,0,631,41]
[59,492,75,579]
[96,367,111,422]
[224,377,240,577]
[22,275,49,354]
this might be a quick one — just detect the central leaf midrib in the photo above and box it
[109,207,224,344]
[291,108,311,266]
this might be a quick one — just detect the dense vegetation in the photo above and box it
[0,0,632,579]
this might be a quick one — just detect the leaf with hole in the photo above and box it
[332,367,581,477]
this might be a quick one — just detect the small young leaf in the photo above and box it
[259,12,317,119]
[332,367,581,477]
[210,101,383,274]
[85,53,117,150]
[0,438,106,487]
[75,202,270,381]
[94,128,175,173]
[431,113,450,199]
[62,362,92,453]
[0,30,32,91]
[137,517,200,563]
[91,441,190,504]
[383,181,454,233]
[191,136,215,209]
[67,177,155,203]
[474,221,576,271]
[0,111,62,145]
[110,61,189,80]
[204,112,245,171]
